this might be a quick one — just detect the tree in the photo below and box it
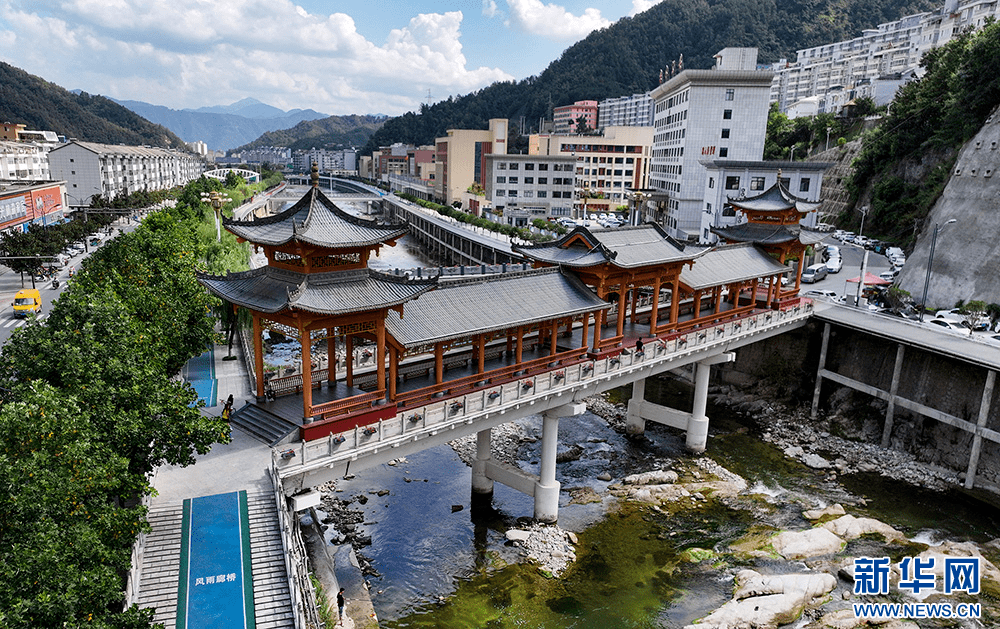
[574,115,591,134]
[960,300,989,335]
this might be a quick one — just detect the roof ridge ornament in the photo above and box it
[311,162,319,188]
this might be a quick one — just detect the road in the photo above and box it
[805,236,892,301]
[0,214,144,347]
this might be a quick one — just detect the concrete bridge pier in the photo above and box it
[471,428,494,500]
[534,410,563,523]
[625,353,736,453]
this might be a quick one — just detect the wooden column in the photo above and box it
[549,320,558,356]
[434,342,444,384]
[714,286,723,315]
[345,335,355,387]
[388,346,398,401]
[750,278,759,309]
[616,288,627,340]
[253,313,265,399]
[649,277,661,336]
[581,313,590,349]
[327,327,336,385]
[692,291,703,322]
[300,328,313,418]
[477,334,486,374]
[669,276,680,328]
[515,326,524,364]
[794,254,805,292]
[630,288,638,321]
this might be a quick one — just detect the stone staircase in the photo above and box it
[230,403,299,446]
[136,491,295,629]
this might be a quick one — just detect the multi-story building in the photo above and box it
[434,118,508,206]
[1,122,26,141]
[598,93,654,128]
[529,126,654,218]
[770,0,1000,115]
[483,154,576,225]
[0,141,51,181]
[648,47,774,241]
[0,180,67,235]
[552,100,599,134]
[699,160,832,243]
[47,141,203,206]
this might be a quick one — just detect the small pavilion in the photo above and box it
[198,167,437,422]
[710,180,825,303]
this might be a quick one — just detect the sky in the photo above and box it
[0,0,662,117]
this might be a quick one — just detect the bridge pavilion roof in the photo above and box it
[385,267,609,349]
[221,186,407,249]
[196,266,436,316]
[680,243,790,290]
[512,223,701,270]
[726,180,820,215]
[709,222,827,246]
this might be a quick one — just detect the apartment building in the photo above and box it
[598,93,654,128]
[48,141,203,205]
[0,181,67,235]
[483,154,577,225]
[0,141,51,181]
[530,126,654,217]
[552,100,599,134]
[648,47,773,241]
[434,118,508,206]
[770,0,1000,114]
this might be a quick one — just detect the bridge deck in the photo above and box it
[812,302,1000,370]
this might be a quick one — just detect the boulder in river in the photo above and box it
[686,569,836,629]
[772,527,844,559]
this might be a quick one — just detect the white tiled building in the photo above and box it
[0,141,50,181]
[648,47,774,241]
[47,141,203,205]
[770,0,1000,115]
[598,93,654,128]
[484,154,577,225]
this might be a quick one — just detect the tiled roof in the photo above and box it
[727,181,819,213]
[711,222,801,244]
[385,267,609,348]
[680,243,790,290]
[223,187,408,248]
[197,266,436,316]
[514,223,700,269]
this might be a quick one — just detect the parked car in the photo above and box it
[803,289,839,300]
[937,308,989,330]
[925,318,968,334]
[825,256,843,273]
[801,263,828,283]
[878,270,898,282]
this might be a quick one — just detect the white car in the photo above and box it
[825,257,843,273]
[803,289,838,300]
[878,270,897,282]
[925,318,968,334]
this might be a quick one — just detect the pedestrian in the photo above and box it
[337,588,346,624]
[221,394,234,421]
[636,338,644,355]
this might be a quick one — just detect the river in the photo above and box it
[318,377,1000,628]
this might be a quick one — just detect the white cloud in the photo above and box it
[630,0,662,16]
[0,0,512,115]
[482,0,499,18]
[506,0,610,40]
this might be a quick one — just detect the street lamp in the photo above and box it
[200,190,232,242]
[853,206,870,308]
[918,218,957,322]
[627,188,653,226]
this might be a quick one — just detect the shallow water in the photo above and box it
[326,375,1000,627]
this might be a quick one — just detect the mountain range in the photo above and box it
[112,97,331,151]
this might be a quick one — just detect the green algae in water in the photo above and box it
[384,503,751,629]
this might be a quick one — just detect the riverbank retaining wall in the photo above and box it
[715,321,1000,490]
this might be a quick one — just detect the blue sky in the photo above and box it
[0,0,660,116]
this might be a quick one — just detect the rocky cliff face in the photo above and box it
[898,108,1000,309]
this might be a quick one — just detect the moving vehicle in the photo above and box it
[825,256,843,273]
[11,288,41,317]
[801,263,828,283]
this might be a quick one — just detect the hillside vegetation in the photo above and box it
[362,0,936,153]
[0,62,187,149]
[847,20,1000,246]
[235,114,385,152]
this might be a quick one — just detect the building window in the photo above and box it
[538,177,547,184]
[498,163,506,170]
[496,190,505,196]
[780,177,790,189]
[509,163,518,170]
[496,176,506,184]
[524,177,533,184]
[708,177,714,189]
[537,191,547,198]
[725,176,740,190]
[725,89,734,101]
[722,206,737,217]
[508,190,518,197]
[750,176,765,190]
[719,147,728,158]
[723,109,732,119]
[538,163,548,170]
[509,177,518,184]
[523,190,533,197]
[721,128,731,139]
[525,163,534,170]
[799,178,811,192]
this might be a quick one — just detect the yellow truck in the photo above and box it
[11,288,41,318]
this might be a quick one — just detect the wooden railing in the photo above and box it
[311,390,385,421]
[267,368,329,396]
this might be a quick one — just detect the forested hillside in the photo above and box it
[362,0,936,153]
[234,114,385,152]
[0,62,187,149]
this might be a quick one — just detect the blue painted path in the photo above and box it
[185,344,217,407]
[176,491,255,629]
